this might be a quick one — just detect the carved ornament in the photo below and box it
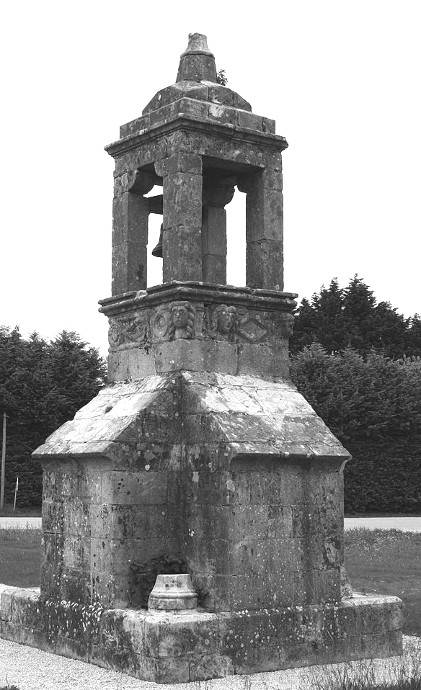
[213,304,238,341]
[108,314,150,349]
[168,301,196,340]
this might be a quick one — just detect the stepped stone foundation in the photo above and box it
[0,33,403,683]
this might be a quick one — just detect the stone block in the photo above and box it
[308,568,341,604]
[55,635,89,661]
[246,239,284,290]
[153,657,190,683]
[262,117,276,134]
[191,382,263,415]
[162,226,203,282]
[90,503,134,539]
[163,173,202,228]
[90,537,153,576]
[230,462,305,504]
[62,501,91,538]
[42,500,65,534]
[189,654,234,680]
[237,342,289,378]
[60,466,103,502]
[119,113,150,138]
[10,588,40,628]
[0,585,17,620]
[59,569,91,603]
[204,103,237,126]
[202,254,226,284]
[179,97,209,121]
[158,152,202,176]
[144,611,219,658]
[238,110,264,131]
[154,339,237,375]
[102,470,168,506]
[90,608,146,676]
[108,348,156,382]
[62,534,91,572]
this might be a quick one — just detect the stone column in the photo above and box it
[155,153,203,282]
[202,182,235,284]
[112,170,155,295]
[240,165,284,290]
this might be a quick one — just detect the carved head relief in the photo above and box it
[168,301,196,340]
[214,304,238,340]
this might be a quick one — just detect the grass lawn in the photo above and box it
[0,527,420,638]
[345,528,421,636]
[0,528,42,588]
[0,503,42,518]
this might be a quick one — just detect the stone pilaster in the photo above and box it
[239,166,284,290]
[202,181,235,283]
[112,170,155,295]
[155,153,203,282]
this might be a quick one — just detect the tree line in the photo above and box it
[1,275,420,512]
[291,275,421,359]
[0,328,106,506]
[290,276,421,513]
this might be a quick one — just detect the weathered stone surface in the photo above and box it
[32,370,351,614]
[0,586,403,682]
[112,193,149,295]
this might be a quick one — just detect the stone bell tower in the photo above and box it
[102,32,294,385]
[17,33,402,684]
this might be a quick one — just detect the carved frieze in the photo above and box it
[106,299,293,350]
[205,304,294,345]
[108,313,150,350]
[237,313,269,343]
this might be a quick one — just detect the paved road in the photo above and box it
[1,516,421,531]
[0,517,41,529]
[345,516,421,532]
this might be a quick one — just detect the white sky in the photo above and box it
[1,1,420,356]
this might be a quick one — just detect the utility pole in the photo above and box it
[0,412,6,511]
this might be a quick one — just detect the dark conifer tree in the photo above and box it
[0,327,106,506]
[291,275,416,358]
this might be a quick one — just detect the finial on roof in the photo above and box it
[176,33,217,83]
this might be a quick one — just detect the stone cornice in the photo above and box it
[105,112,288,159]
[99,281,297,317]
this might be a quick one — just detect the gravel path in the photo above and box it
[1,637,419,690]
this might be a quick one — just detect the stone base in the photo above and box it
[0,584,403,684]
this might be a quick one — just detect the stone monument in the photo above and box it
[0,34,403,684]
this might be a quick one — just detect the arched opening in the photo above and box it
[145,185,163,288]
[226,187,246,287]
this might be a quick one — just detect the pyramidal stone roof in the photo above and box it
[142,33,252,114]
[117,33,280,140]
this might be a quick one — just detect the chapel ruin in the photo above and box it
[0,33,403,684]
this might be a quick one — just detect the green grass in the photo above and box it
[0,528,42,587]
[345,529,421,636]
[0,503,41,517]
[311,637,421,690]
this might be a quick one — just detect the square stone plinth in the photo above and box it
[0,585,403,684]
